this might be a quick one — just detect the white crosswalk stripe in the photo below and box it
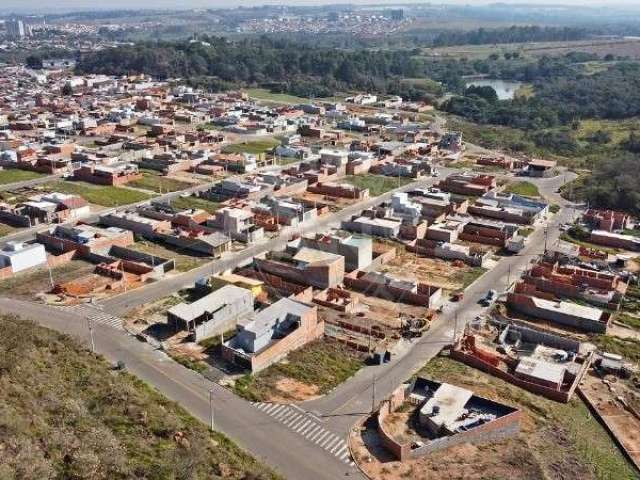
[55,304,123,330]
[251,402,354,466]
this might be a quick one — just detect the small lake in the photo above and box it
[465,78,524,100]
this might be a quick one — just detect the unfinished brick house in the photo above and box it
[436,173,496,196]
[522,261,627,309]
[583,209,631,232]
[459,220,517,248]
[344,270,442,308]
[252,247,345,289]
[221,298,324,372]
[507,290,611,333]
[376,377,521,461]
[307,181,369,200]
[73,162,142,186]
[451,326,592,403]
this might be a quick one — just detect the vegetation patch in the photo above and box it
[0,169,45,185]
[233,339,365,402]
[0,223,16,238]
[504,181,540,198]
[616,312,640,330]
[129,239,210,273]
[343,174,413,197]
[591,335,640,364]
[128,172,193,193]
[0,315,281,480]
[222,138,280,155]
[418,356,637,480]
[45,180,154,207]
[451,266,487,288]
[170,195,221,214]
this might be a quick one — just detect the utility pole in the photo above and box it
[507,263,511,289]
[209,388,215,430]
[371,373,376,414]
[88,317,95,353]
[543,227,548,253]
[48,262,55,289]
[453,312,459,345]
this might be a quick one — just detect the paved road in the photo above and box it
[0,172,63,192]
[305,172,578,434]
[0,171,577,480]
[0,297,362,480]
[0,159,304,247]
[100,168,455,315]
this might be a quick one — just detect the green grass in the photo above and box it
[578,118,640,146]
[0,169,45,185]
[549,204,561,214]
[0,222,16,237]
[169,353,209,374]
[343,174,414,197]
[44,180,154,207]
[591,335,640,364]
[170,195,221,214]
[518,227,534,237]
[419,356,638,480]
[452,266,487,288]
[504,181,540,198]
[0,315,281,480]
[616,312,640,330]
[233,339,365,402]
[222,138,281,155]
[246,88,342,104]
[128,172,193,193]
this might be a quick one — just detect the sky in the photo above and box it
[2,0,640,14]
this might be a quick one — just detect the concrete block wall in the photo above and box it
[250,314,324,372]
[507,292,610,333]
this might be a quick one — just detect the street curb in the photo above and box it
[347,414,375,480]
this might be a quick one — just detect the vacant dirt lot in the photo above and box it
[380,250,486,292]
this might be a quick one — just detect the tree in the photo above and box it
[25,55,43,69]
[61,83,73,96]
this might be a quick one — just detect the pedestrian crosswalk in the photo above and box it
[251,402,354,466]
[55,303,124,330]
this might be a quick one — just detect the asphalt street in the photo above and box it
[100,167,455,315]
[0,170,577,479]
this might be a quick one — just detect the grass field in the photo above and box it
[578,117,640,145]
[170,194,221,214]
[0,169,45,185]
[418,356,638,480]
[504,181,540,198]
[222,138,281,155]
[44,180,154,207]
[0,223,16,237]
[128,172,193,194]
[421,38,640,61]
[591,335,640,364]
[343,174,414,197]
[0,315,281,480]
[246,88,343,105]
[233,339,365,402]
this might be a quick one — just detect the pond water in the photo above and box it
[465,78,524,100]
